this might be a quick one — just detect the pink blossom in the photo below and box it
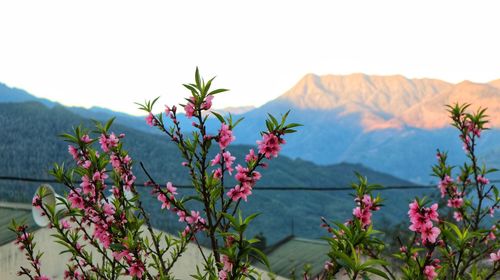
[218,123,235,149]
[424,265,438,280]
[68,145,79,160]
[218,270,228,280]
[477,175,489,185]
[146,113,154,126]
[227,185,252,202]
[34,276,50,280]
[99,133,119,153]
[490,249,500,262]
[421,224,441,244]
[102,203,115,216]
[61,220,71,229]
[353,207,372,228]
[234,165,260,192]
[399,246,407,253]
[68,190,84,209]
[202,95,214,110]
[488,225,497,241]
[128,262,145,278]
[186,210,200,225]
[362,195,373,209]
[177,210,186,222]
[164,105,171,116]
[184,98,195,118]
[112,250,132,262]
[157,193,169,209]
[221,255,233,272]
[166,182,177,195]
[324,261,334,271]
[182,225,190,237]
[447,198,463,208]
[438,175,453,198]
[245,149,258,163]
[80,175,94,196]
[489,207,495,217]
[257,133,283,159]
[211,153,221,166]
[80,134,92,143]
[213,168,222,179]
[93,170,108,183]
[223,151,235,174]
[32,194,41,208]
[426,203,439,222]
[408,200,420,218]
[453,211,463,222]
[82,160,92,169]
[108,133,119,147]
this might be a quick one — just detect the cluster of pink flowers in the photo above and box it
[423,262,439,280]
[436,173,467,222]
[218,255,233,280]
[491,249,500,263]
[477,175,490,185]
[68,134,96,167]
[211,151,236,175]
[227,164,262,202]
[408,201,441,244]
[487,225,497,241]
[465,119,482,137]
[257,133,285,159]
[110,152,136,191]
[218,237,248,280]
[63,265,84,280]
[224,133,286,202]
[202,95,214,110]
[437,175,453,198]
[152,181,206,237]
[217,123,235,149]
[145,113,156,126]
[156,182,178,210]
[13,226,30,251]
[352,195,379,228]
[13,225,50,280]
[184,95,214,118]
[177,210,207,237]
[111,246,145,278]
[99,133,120,153]
[184,97,196,118]
[459,120,482,153]
[66,132,139,253]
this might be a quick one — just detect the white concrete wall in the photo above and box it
[0,227,286,280]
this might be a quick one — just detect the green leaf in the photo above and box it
[243,213,260,225]
[208,88,229,95]
[211,111,226,124]
[268,114,279,127]
[364,267,390,279]
[250,247,270,269]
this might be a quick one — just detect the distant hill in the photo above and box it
[0,82,54,107]
[0,102,421,244]
[1,75,498,183]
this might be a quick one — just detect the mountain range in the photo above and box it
[1,73,499,184]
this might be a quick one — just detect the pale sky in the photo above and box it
[1,1,499,115]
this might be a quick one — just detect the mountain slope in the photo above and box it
[1,75,499,183]
[231,74,500,182]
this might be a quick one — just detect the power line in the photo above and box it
[1,176,497,192]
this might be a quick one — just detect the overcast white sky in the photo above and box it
[1,1,499,115]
